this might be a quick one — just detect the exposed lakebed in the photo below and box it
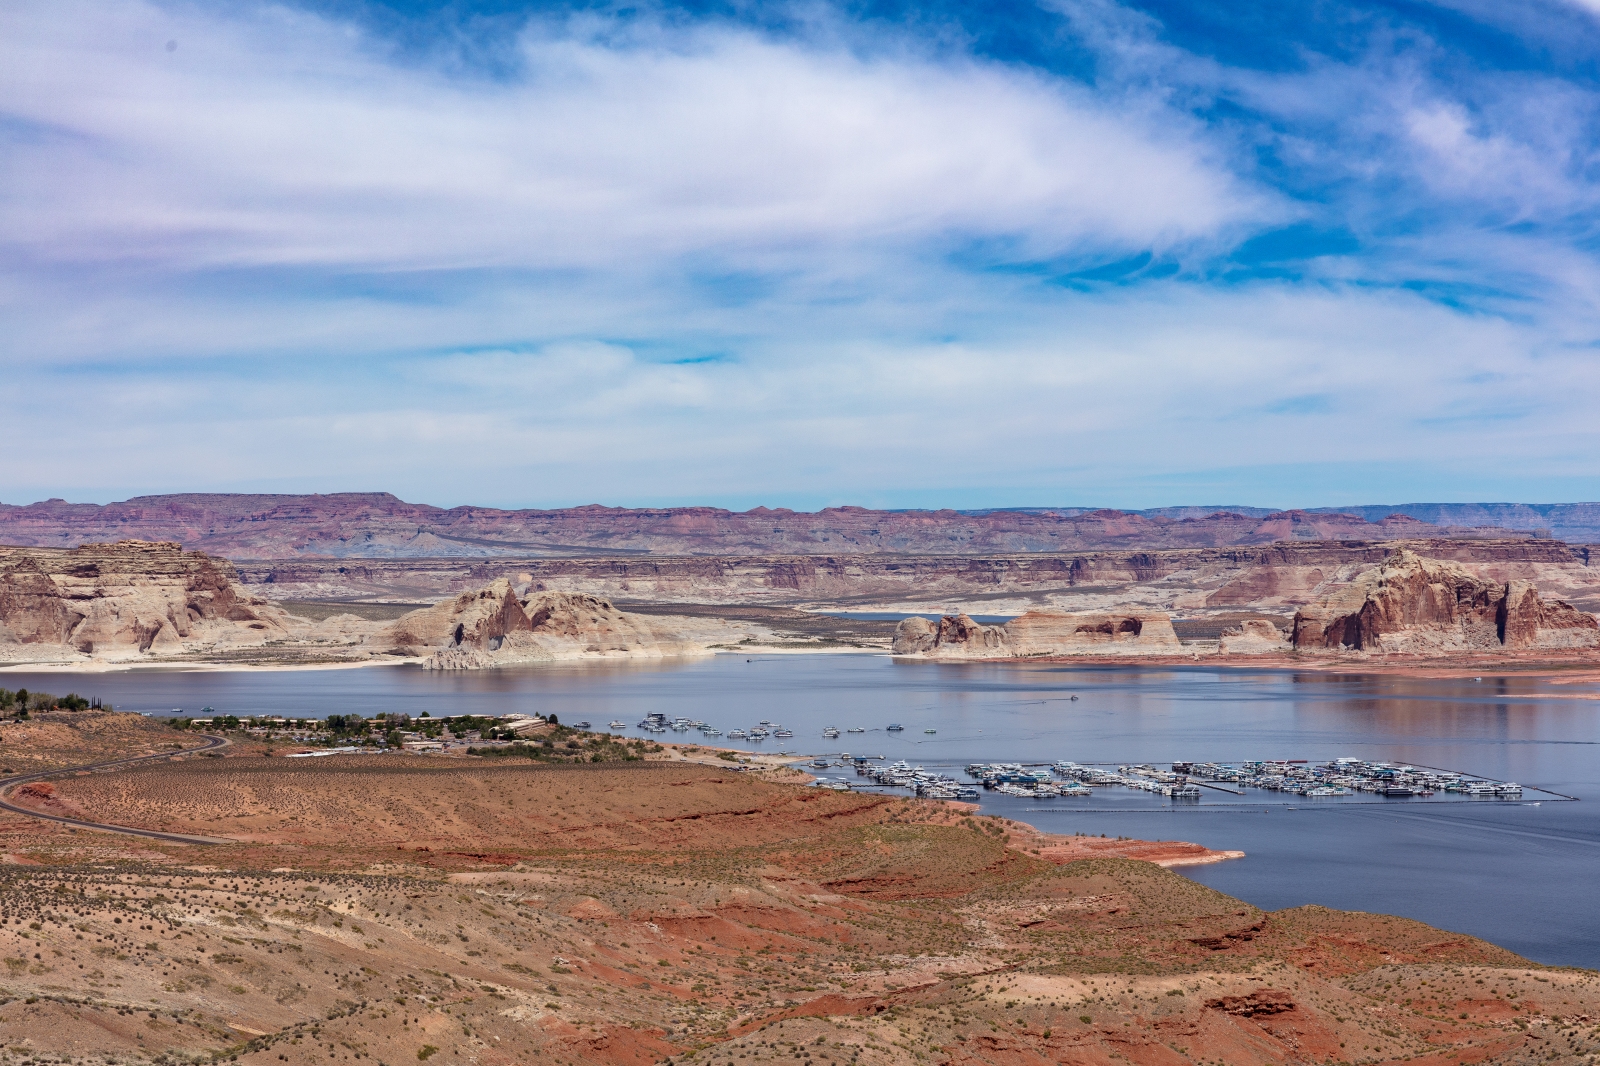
[5,655,1599,967]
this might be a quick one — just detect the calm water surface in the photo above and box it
[6,654,1599,968]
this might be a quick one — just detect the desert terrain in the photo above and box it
[0,711,1593,1066]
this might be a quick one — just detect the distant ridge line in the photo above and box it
[0,493,1594,559]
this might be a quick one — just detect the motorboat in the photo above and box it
[847,727,865,733]
[886,723,904,732]
[608,720,627,730]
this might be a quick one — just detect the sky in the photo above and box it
[6,0,1600,511]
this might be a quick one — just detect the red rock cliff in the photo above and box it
[1291,550,1598,653]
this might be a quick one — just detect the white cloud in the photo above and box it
[6,279,1596,507]
[0,0,1264,280]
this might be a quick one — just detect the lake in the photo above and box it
[5,653,1598,968]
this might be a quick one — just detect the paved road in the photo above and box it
[0,734,234,845]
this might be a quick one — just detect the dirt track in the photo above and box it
[0,731,232,844]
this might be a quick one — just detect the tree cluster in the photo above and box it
[0,688,101,717]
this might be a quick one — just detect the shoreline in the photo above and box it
[892,647,1600,685]
[0,656,422,675]
[0,642,890,676]
[11,643,1600,688]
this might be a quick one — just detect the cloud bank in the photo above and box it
[2,0,1599,508]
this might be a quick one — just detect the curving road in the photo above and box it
[0,733,235,845]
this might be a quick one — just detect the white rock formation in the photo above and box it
[375,583,706,669]
[891,609,1181,659]
[1218,619,1290,655]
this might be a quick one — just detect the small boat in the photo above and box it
[886,723,904,732]
[813,758,830,768]
[923,729,936,734]
[609,720,627,730]
[576,721,592,730]
[701,727,722,737]
[847,727,865,733]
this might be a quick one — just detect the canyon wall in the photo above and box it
[1291,550,1600,653]
[230,538,1598,615]
[0,493,1531,558]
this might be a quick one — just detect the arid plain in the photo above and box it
[0,712,1596,1066]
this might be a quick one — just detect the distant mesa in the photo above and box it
[0,493,1570,560]
[891,609,1181,659]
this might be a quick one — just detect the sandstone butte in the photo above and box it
[0,710,1595,1066]
[1290,549,1600,654]
[376,578,708,669]
[0,492,1538,558]
[0,540,293,662]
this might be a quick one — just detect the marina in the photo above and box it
[808,756,1545,804]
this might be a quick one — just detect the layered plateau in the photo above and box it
[0,493,1546,558]
[237,537,1600,619]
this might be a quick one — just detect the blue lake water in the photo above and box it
[5,654,1598,968]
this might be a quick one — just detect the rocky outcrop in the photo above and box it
[1291,550,1599,653]
[0,494,1529,559]
[375,579,532,654]
[1218,619,1290,654]
[376,584,705,669]
[0,541,290,661]
[892,610,1180,659]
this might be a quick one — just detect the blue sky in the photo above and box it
[5,0,1600,510]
